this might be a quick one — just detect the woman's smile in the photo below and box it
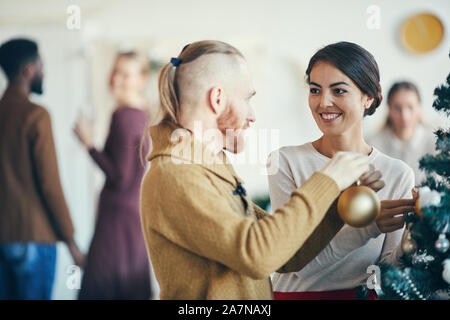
[319,112,343,123]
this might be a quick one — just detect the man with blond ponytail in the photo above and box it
[140,40,384,300]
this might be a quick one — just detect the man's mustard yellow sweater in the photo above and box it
[140,121,343,299]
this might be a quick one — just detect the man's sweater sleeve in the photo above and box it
[145,162,340,280]
[28,108,74,242]
[265,150,344,273]
[267,151,383,272]
[254,202,344,273]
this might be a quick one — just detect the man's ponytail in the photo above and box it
[158,63,180,124]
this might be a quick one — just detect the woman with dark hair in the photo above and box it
[268,42,416,300]
[73,51,152,299]
[367,81,436,184]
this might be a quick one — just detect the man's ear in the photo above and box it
[208,86,226,115]
[22,62,36,81]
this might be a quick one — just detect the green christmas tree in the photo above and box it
[377,55,450,300]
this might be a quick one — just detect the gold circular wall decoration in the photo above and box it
[401,12,445,53]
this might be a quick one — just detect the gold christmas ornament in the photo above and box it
[337,183,381,228]
[402,232,418,255]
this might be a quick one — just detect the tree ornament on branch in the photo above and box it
[414,186,443,218]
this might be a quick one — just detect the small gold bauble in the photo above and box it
[402,233,418,255]
[337,186,381,228]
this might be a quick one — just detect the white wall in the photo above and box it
[0,0,449,299]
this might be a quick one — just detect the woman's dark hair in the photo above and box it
[0,38,38,81]
[305,41,382,117]
[385,81,421,127]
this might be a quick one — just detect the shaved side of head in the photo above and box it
[155,40,256,154]
[176,53,247,109]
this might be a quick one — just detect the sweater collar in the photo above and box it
[147,121,243,187]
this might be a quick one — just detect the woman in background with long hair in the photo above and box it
[367,81,436,185]
[74,51,151,299]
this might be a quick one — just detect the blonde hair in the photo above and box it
[158,40,244,124]
[116,50,150,76]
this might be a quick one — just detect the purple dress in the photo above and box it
[79,106,151,300]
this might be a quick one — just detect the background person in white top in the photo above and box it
[367,81,436,185]
[268,42,416,299]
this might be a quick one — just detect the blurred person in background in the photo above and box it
[367,81,436,185]
[74,51,152,299]
[0,38,84,300]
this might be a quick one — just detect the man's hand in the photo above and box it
[321,152,370,191]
